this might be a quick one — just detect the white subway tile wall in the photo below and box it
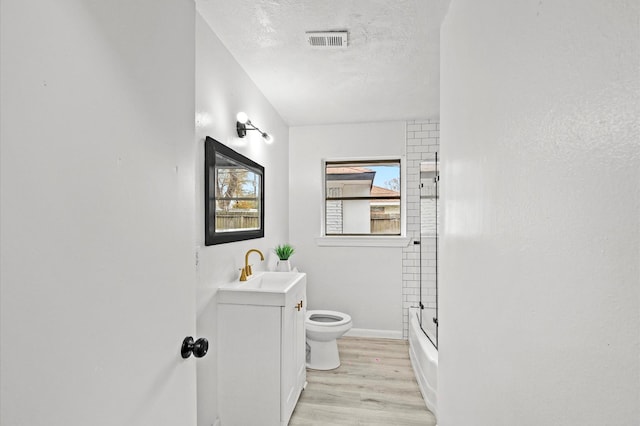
[402,120,439,339]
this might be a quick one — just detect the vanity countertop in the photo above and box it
[217,271,306,306]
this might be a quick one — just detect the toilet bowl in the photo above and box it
[305,310,352,370]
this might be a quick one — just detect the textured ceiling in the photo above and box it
[196,0,446,126]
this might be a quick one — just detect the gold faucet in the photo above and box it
[240,249,264,281]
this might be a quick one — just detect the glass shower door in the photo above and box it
[419,153,439,348]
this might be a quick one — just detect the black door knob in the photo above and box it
[181,336,209,359]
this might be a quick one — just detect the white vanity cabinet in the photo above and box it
[217,272,307,426]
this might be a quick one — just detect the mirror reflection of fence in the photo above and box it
[215,211,260,232]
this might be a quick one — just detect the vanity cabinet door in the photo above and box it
[218,304,281,426]
[281,284,306,424]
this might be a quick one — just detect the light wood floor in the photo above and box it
[289,337,436,426]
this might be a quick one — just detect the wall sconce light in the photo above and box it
[236,112,274,144]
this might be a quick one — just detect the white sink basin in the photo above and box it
[217,271,306,306]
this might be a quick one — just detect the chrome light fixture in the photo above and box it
[236,112,274,144]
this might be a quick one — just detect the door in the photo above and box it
[419,154,439,348]
[0,1,198,425]
[281,279,307,423]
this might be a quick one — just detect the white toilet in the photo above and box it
[305,310,352,370]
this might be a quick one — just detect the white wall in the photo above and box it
[439,1,639,425]
[289,122,405,335]
[1,1,197,424]
[194,12,290,426]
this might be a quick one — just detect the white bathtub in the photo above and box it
[409,307,438,420]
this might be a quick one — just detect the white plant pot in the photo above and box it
[276,259,291,272]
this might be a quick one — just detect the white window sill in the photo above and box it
[315,236,411,247]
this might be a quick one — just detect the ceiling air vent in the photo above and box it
[305,31,348,49]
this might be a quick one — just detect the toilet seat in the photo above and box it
[306,310,352,327]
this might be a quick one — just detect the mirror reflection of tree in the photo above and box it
[216,168,258,211]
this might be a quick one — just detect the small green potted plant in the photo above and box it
[274,243,295,272]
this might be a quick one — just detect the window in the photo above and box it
[324,159,401,236]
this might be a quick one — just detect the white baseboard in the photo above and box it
[345,328,403,340]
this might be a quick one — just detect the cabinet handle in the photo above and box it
[295,301,302,311]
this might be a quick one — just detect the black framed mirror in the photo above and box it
[205,137,264,245]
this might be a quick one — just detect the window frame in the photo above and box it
[317,157,410,248]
